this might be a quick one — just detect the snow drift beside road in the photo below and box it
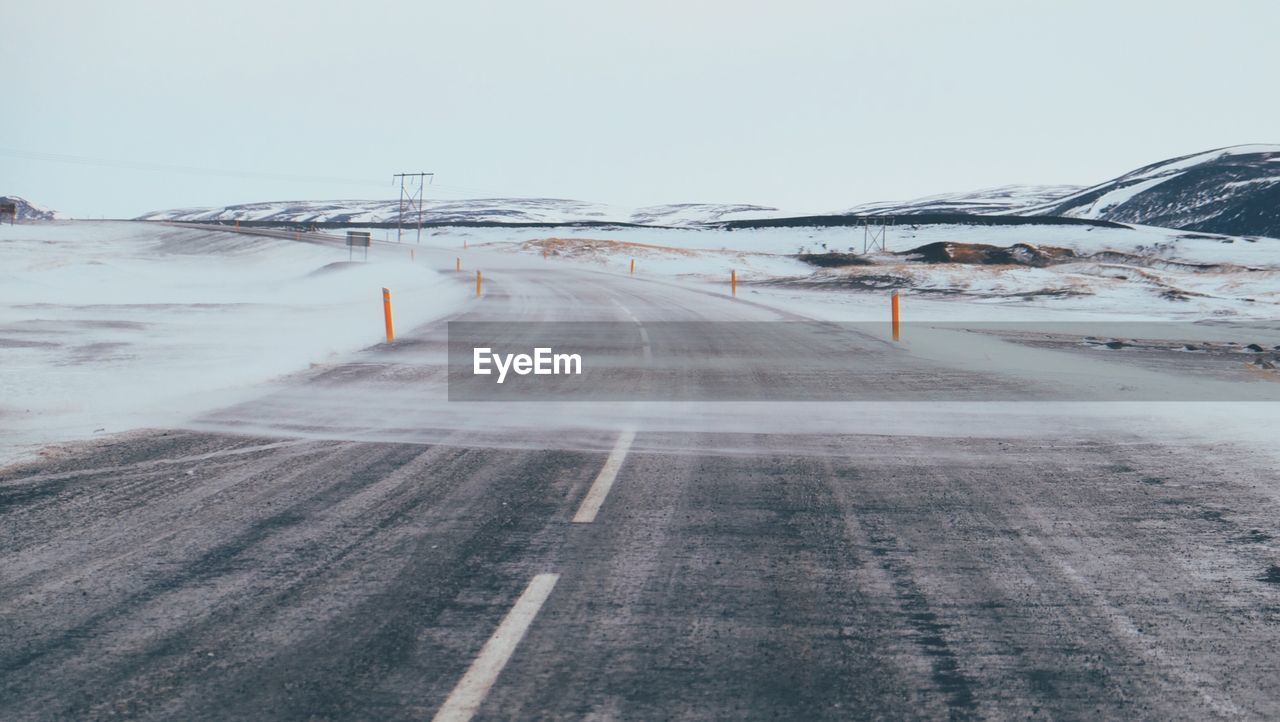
[0,221,469,464]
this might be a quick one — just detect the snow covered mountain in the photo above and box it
[134,145,1280,238]
[137,198,785,227]
[137,198,600,225]
[629,203,785,225]
[1024,144,1280,237]
[838,145,1280,238]
[0,196,58,221]
[842,185,1081,216]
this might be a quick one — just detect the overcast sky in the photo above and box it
[3,0,1277,218]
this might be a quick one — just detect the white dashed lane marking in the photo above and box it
[432,573,561,722]
[572,430,636,523]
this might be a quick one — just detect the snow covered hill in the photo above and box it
[137,198,787,227]
[844,145,1280,239]
[134,144,1280,238]
[629,203,786,226]
[0,196,58,221]
[842,185,1081,216]
[1024,144,1280,237]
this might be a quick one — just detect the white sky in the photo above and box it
[2,0,1277,218]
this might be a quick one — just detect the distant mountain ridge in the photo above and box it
[1023,144,1280,238]
[137,198,787,228]
[136,145,1280,238]
[842,184,1082,216]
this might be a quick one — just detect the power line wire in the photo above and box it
[1,146,633,209]
[0,147,386,187]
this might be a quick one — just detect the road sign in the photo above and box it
[347,230,371,260]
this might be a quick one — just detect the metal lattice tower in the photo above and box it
[393,172,434,243]
[862,216,893,254]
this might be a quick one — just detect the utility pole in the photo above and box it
[862,216,892,254]
[393,172,434,243]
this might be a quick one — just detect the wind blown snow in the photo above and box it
[0,221,469,464]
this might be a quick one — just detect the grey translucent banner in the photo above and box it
[446,321,1280,402]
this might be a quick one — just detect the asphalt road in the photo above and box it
[3,229,1280,720]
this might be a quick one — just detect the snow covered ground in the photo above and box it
[418,221,1280,321]
[416,222,1280,465]
[3,218,1278,467]
[0,221,470,464]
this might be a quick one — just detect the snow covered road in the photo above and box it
[2,222,1280,719]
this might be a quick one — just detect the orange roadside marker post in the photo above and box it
[456,257,461,272]
[891,291,901,341]
[476,271,483,297]
[382,288,395,343]
[630,258,635,275]
[731,269,737,297]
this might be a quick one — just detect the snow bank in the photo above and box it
[0,221,470,464]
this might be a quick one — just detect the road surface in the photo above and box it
[3,227,1279,720]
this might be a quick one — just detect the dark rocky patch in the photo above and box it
[896,241,1077,267]
[796,252,877,268]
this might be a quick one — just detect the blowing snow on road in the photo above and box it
[2,218,1280,720]
[6,2,1280,718]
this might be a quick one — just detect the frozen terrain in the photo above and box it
[5,218,1278,470]
[4,218,1280,721]
[0,221,469,463]
[422,221,1280,321]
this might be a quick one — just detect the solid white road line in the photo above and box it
[572,430,636,523]
[432,573,561,722]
